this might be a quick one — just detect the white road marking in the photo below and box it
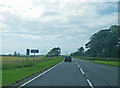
[78,64,80,67]
[75,60,94,88]
[18,61,63,88]
[87,79,94,88]
[80,68,85,75]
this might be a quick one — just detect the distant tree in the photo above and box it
[78,47,84,56]
[18,52,20,56]
[46,47,61,56]
[70,47,85,57]
[13,51,17,56]
[8,54,12,56]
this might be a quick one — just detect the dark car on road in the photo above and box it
[64,56,72,62]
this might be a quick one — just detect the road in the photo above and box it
[19,58,118,87]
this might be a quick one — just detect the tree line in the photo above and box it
[46,47,61,57]
[70,25,120,58]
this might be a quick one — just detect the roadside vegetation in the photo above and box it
[70,25,120,66]
[2,56,63,86]
[74,57,120,66]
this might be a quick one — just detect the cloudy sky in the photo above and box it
[0,0,119,55]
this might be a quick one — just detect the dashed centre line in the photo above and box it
[78,64,80,67]
[76,62,94,88]
[76,62,78,65]
[87,79,94,88]
[80,68,85,75]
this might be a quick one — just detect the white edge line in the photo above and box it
[18,61,63,88]
[87,79,94,88]
[80,68,85,75]
[76,62,78,65]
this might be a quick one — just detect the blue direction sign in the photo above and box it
[31,50,39,53]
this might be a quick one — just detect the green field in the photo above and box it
[2,56,63,86]
[75,57,120,66]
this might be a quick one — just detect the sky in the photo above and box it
[0,0,119,55]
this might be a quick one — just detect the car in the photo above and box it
[64,56,72,62]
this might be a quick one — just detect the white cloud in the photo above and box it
[0,0,118,54]
[39,0,119,2]
[0,23,9,29]
[2,28,42,34]
[0,14,10,28]
[0,0,45,21]
[86,12,118,28]
[66,36,74,40]
[97,2,118,10]
[66,34,87,40]
[2,32,60,40]
[63,26,87,33]
[0,0,118,22]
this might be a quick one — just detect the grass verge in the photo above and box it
[2,56,63,86]
[75,57,120,66]
[90,60,120,66]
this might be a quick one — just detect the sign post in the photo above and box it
[31,49,39,64]
[34,53,35,63]
[26,49,30,62]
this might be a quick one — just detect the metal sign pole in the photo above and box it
[34,53,35,64]
[28,55,29,62]
[26,55,27,62]
[26,49,30,62]
[31,49,39,64]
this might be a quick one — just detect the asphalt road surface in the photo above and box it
[20,58,118,87]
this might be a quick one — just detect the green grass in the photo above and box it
[2,56,63,86]
[90,60,120,66]
[75,57,120,66]
[74,56,119,61]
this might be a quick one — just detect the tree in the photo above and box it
[8,54,12,56]
[13,51,17,56]
[78,47,84,56]
[85,25,119,58]
[46,47,61,56]
[18,52,20,56]
[85,30,109,57]
[118,25,120,58]
[70,25,119,58]
[70,47,84,57]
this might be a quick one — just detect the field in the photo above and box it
[2,56,64,86]
[75,57,120,66]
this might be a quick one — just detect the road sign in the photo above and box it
[26,49,30,55]
[31,49,39,64]
[26,49,30,62]
[31,50,39,53]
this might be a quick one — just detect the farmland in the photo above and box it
[2,56,64,86]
